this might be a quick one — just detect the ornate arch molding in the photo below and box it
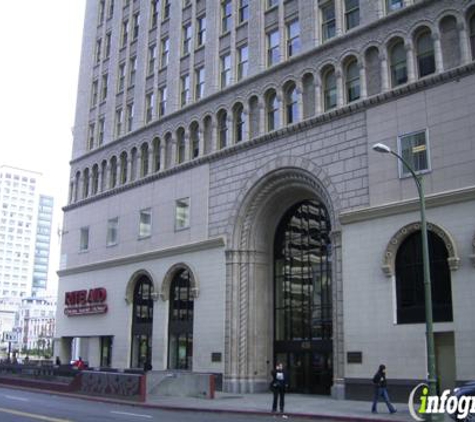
[382,222,460,277]
[124,269,158,304]
[160,262,200,301]
[228,156,341,251]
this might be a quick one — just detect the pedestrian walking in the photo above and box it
[371,364,397,414]
[270,362,289,417]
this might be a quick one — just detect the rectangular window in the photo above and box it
[398,130,430,177]
[159,86,167,117]
[88,123,95,150]
[196,15,206,47]
[287,20,300,58]
[221,0,232,33]
[182,23,192,56]
[175,198,190,230]
[161,37,169,68]
[91,80,99,107]
[95,38,102,64]
[267,29,280,67]
[321,2,336,42]
[105,32,111,58]
[79,227,89,251]
[220,53,231,88]
[126,102,134,132]
[345,0,360,30]
[98,117,105,146]
[139,209,152,238]
[163,0,171,20]
[151,0,159,28]
[115,108,123,137]
[195,67,205,100]
[101,73,108,101]
[180,74,190,106]
[132,13,140,40]
[106,218,119,246]
[118,63,126,92]
[237,44,248,80]
[268,0,278,8]
[148,44,156,76]
[145,92,155,123]
[129,56,137,86]
[121,19,129,47]
[239,0,249,23]
[387,0,403,13]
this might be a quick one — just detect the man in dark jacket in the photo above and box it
[371,364,397,414]
[271,362,289,415]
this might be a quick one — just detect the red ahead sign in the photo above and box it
[64,288,108,316]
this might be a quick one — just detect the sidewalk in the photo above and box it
[143,391,417,421]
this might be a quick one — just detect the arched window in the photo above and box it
[168,269,194,370]
[164,133,173,169]
[91,164,99,195]
[439,16,460,70]
[218,110,228,149]
[233,103,245,143]
[74,172,80,202]
[302,73,316,118]
[203,115,213,155]
[130,147,137,182]
[83,168,90,199]
[415,30,435,77]
[389,39,407,87]
[274,200,333,394]
[190,122,200,159]
[469,11,475,59]
[284,83,299,125]
[345,58,360,102]
[140,143,149,177]
[395,231,453,324]
[322,67,336,111]
[176,128,186,164]
[130,276,154,368]
[110,156,117,188]
[120,152,128,184]
[248,96,260,138]
[266,90,280,131]
[100,160,107,192]
[152,137,161,172]
[364,46,382,96]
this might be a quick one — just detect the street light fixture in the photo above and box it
[372,142,438,418]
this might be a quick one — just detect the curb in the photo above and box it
[0,382,409,422]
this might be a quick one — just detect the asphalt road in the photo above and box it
[0,386,336,422]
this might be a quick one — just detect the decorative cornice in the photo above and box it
[340,185,475,225]
[57,237,225,277]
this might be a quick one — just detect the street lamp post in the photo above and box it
[372,143,438,417]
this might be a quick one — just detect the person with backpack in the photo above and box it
[371,364,397,414]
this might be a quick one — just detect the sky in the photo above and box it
[0,1,87,293]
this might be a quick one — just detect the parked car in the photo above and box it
[450,381,475,422]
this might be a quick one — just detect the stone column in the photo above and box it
[198,128,205,158]
[296,81,304,122]
[458,21,471,65]
[405,42,416,83]
[184,131,191,162]
[432,32,444,73]
[258,100,266,136]
[70,179,76,203]
[335,0,343,37]
[336,68,344,108]
[159,143,166,171]
[380,52,390,92]
[211,117,218,152]
[358,62,367,99]
[127,158,133,182]
[170,136,177,167]
[242,105,250,142]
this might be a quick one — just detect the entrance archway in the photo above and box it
[274,200,333,394]
[224,159,342,396]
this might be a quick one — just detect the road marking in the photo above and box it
[5,394,29,402]
[111,410,153,419]
[0,406,72,422]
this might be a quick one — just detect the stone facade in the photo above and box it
[57,0,475,399]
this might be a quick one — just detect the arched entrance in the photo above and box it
[274,200,333,394]
[224,159,342,396]
[130,275,154,368]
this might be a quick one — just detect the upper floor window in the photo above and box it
[88,123,95,150]
[80,227,89,252]
[321,1,336,42]
[175,198,190,230]
[148,44,156,76]
[105,32,111,58]
[416,30,435,78]
[267,29,280,67]
[218,111,228,148]
[398,130,430,177]
[181,74,190,106]
[106,218,119,246]
[239,0,249,24]
[98,117,105,146]
[470,12,475,59]
[190,124,200,159]
[389,40,408,87]
[195,67,205,100]
[129,56,137,86]
[91,80,98,107]
[345,0,359,30]
[177,130,186,164]
[98,0,106,24]
[118,63,126,92]
[221,0,232,33]
[101,73,108,101]
[121,19,129,47]
[220,53,231,88]
[266,91,280,131]
[163,0,171,20]
[108,0,114,19]
[196,16,206,47]
[145,92,155,123]
[139,209,152,238]
[182,23,192,56]
[151,0,159,28]
[132,13,140,40]
[161,37,170,68]
[287,20,300,58]
[285,83,299,124]
[268,0,278,8]
[233,104,246,143]
[323,68,337,111]
[345,59,360,102]
[386,0,403,14]
[237,44,249,80]
[159,86,167,117]
[126,102,134,132]
[115,108,123,137]
[95,38,102,64]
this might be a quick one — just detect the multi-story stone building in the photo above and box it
[56,0,475,399]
